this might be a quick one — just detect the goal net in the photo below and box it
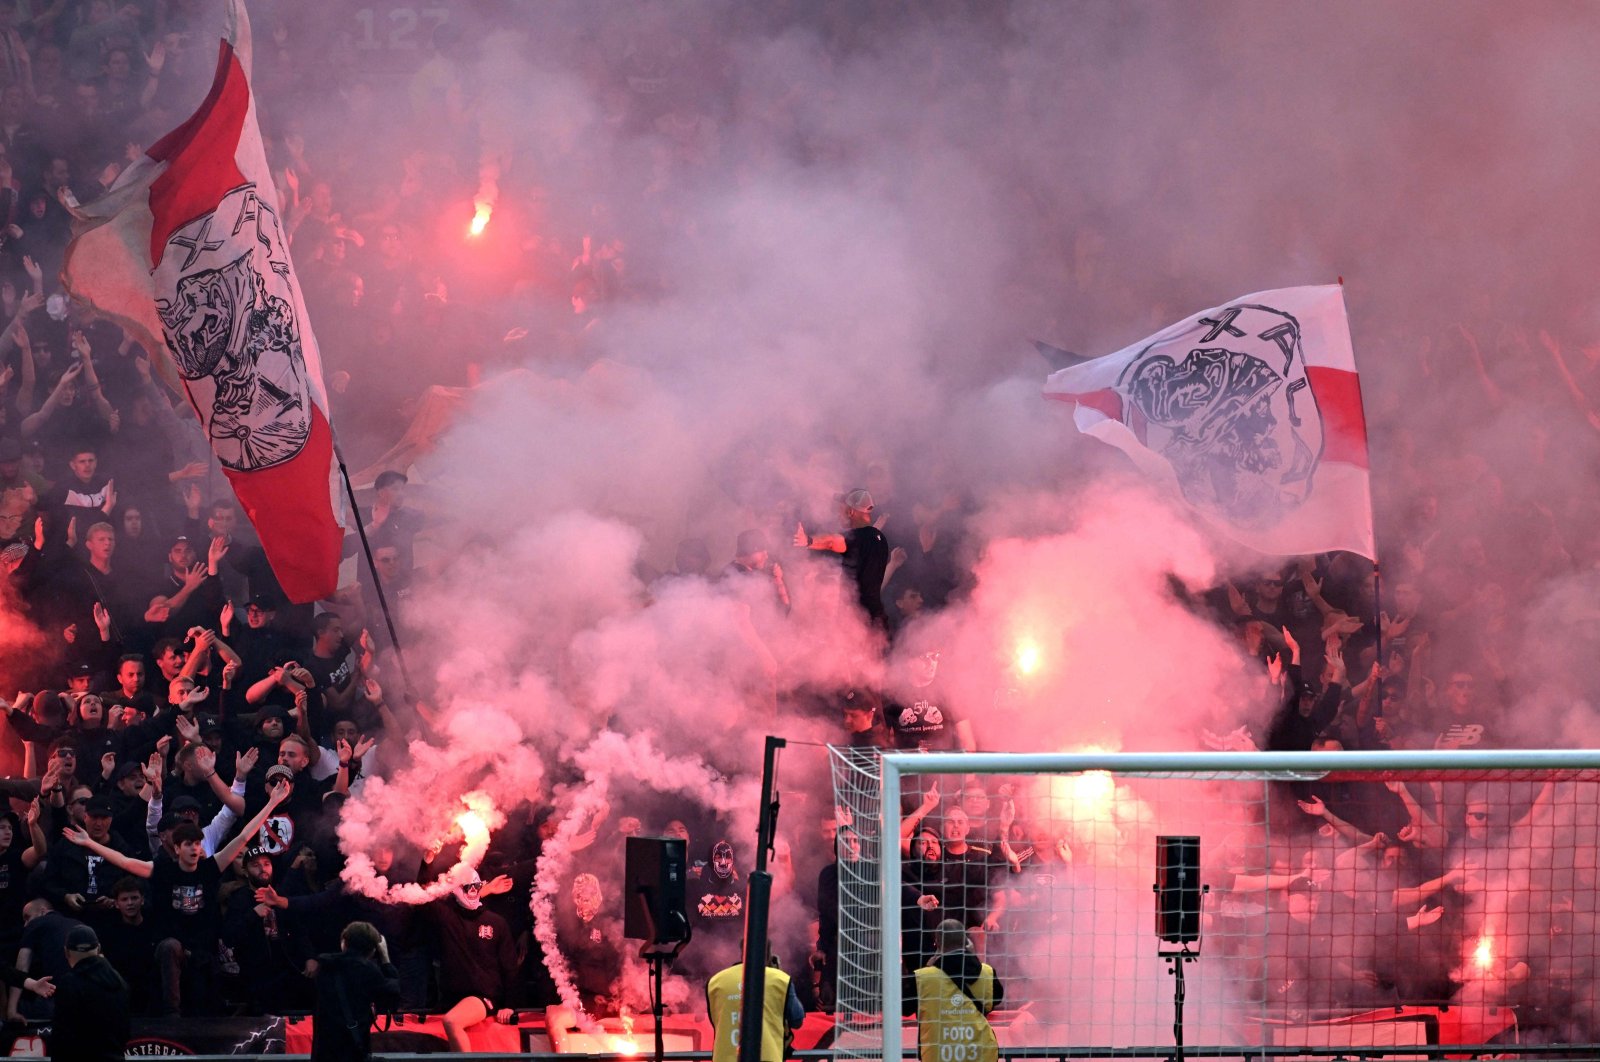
[827,747,1600,1059]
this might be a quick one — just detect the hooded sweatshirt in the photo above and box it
[52,954,131,1060]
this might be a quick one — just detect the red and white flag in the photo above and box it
[61,0,346,603]
[1044,285,1374,559]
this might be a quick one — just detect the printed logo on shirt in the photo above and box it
[86,855,103,895]
[257,814,295,855]
[897,700,945,730]
[698,893,744,919]
[478,924,495,941]
[1441,723,1485,747]
[170,884,206,914]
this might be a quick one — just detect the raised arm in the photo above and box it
[792,521,847,554]
[22,799,46,870]
[899,784,940,854]
[61,825,153,878]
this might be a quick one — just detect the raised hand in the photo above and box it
[93,601,111,637]
[219,600,234,632]
[481,874,514,897]
[1297,796,1327,817]
[61,826,90,847]
[181,562,207,591]
[20,256,40,284]
[236,746,259,776]
[352,735,376,760]
[179,685,209,711]
[173,714,200,744]
[192,745,216,776]
[142,751,163,790]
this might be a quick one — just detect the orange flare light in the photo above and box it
[1474,935,1493,972]
[1014,638,1042,677]
[469,203,492,237]
[455,808,490,847]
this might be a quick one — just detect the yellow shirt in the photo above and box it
[914,962,999,1062]
[707,962,791,1062]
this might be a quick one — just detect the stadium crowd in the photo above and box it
[0,0,1590,1052]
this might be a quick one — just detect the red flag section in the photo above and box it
[61,0,347,603]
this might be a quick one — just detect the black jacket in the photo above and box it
[311,950,399,1061]
[50,954,130,1061]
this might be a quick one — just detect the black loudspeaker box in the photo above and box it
[1155,834,1201,943]
[624,835,690,943]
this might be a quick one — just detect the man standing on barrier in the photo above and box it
[706,941,804,1062]
[905,918,1003,1062]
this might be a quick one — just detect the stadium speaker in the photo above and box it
[1154,835,1202,943]
[624,835,690,944]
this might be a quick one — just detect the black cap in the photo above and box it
[65,924,100,953]
[247,593,280,611]
[199,718,223,736]
[169,795,202,816]
[112,761,142,783]
[66,662,92,679]
[85,795,113,817]
[156,812,181,832]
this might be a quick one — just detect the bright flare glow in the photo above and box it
[469,202,492,236]
[1071,770,1116,816]
[1014,638,1042,676]
[1473,935,1493,972]
[456,809,489,846]
[612,1011,640,1056]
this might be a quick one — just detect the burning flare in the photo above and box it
[340,791,502,905]
[469,202,492,237]
[1473,934,1494,972]
[612,1010,640,1056]
[1014,637,1042,677]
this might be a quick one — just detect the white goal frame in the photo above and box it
[875,747,1600,1060]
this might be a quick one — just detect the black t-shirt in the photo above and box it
[149,855,223,951]
[886,681,960,751]
[0,842,29,932]
[936,847,1003,928]
[842,526,889,622]
[304,645,357,717]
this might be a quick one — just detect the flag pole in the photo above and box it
[1339,275,1385,713]
[334,447,417,704]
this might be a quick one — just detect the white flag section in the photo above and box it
[1044,285,1375,559]
[61,0,348,602]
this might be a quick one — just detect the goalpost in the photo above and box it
[828,747,1600,1060]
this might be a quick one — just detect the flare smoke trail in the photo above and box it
[531,731,754,1026]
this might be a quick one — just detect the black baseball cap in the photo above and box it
[65,925,100,953]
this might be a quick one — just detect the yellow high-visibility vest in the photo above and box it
[707,962,791,1062]
[914,962,999,1062]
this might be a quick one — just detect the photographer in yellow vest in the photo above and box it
[706,941,805,1062]
[904,919,1004,1062]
